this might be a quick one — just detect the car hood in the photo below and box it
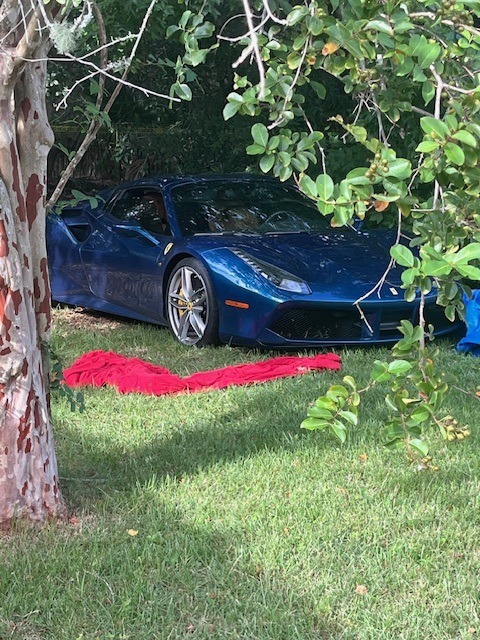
[209,229,403,290]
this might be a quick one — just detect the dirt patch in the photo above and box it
[52,305,126,332]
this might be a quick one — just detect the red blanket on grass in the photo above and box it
[63,350,341,396]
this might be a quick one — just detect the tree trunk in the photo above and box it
[0,9,66,523]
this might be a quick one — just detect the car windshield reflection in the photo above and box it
[170,180,332,236]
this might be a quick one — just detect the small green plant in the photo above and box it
[49,344,85,413]
[301,320,475,468]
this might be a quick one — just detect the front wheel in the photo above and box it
[166,258,219,346]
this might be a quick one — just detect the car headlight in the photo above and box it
[230,249,311,294]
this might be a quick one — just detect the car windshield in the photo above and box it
[170,180,332,236]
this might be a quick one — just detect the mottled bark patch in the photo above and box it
[16,389,33,452]
[0,220,8,257]
[36,258,51,329]
[17,420,31,453]
[11,289,22,314]
[20,98,31,122]
[10,141,25,222]
[26,173,42,230]
[0,290,13,342]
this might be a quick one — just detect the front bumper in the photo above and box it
[224,299,461,348]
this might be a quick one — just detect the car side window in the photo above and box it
[107,188,171,235]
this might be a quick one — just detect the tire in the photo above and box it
[166,258,219,346]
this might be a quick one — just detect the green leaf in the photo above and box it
[444,142,465,166]
[246,143,265,155]
[174,83,192,101]
[416,140,439,153]
[331,421,347,443]
[267,136,280,151]
[396,57,414,76]
[422,260,452,277]
[422,80,435,105]
[318,202,335,215]
[307,406,333,419]
[387,158,412,180]
[189,49,208,66]
[223,102,240,121]
[409,34,427,57]
[345,168,372,185]
[455,264,480,279]
[297,137,315,152]
[252,123,269,148]
[410,406,431,424]
[339,410,358,426]
[365,19,394,35]
[300,175,317,198]
[387,360,412,374]
[409,438,429,457]
[278,165,293,183]
[316,174,334,201]
[315,397,337,411]
[287,6,309,26]
[420,117,450,139]
[260,154,275,173]
[291,156,309,173]
[401,268,418,286]
[310,81,326,99]
[384,438,406,450]
[452,130,477,147]
[301,418,329,431]
[277,151,291,167]
[371,360,391,382]
[454,243,480,263]
[326,385,349,399]
[417,42,441,69]
[287,51,303,69]
[166,24,180,38]
[71,189,87,200]
[332,206,351,226]
[391,244,415,268]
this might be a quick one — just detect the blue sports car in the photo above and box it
[47,174,459,348]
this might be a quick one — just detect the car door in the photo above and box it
[79,186,172,319]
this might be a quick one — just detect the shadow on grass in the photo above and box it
[56,380,334,503]
[55,354,480,509]
[2,499,340,640]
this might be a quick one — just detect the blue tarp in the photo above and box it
[457,290,480,356]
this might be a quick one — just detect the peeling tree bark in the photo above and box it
[0,2,66,523]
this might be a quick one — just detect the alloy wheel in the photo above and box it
[167,265,209,345]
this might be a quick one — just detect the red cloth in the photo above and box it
[63,350,341,396]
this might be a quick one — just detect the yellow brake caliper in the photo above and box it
[178,287,186,316]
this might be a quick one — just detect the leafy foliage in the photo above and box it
[219,0,480,464]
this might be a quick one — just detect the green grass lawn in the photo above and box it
[2,307,480,639]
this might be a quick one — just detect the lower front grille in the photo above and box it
[269,308,363,341]
[268,302,455,343]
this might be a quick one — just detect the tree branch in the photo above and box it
[48,0,168,207]
[47,0,107,207]
[240,0,266,99]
